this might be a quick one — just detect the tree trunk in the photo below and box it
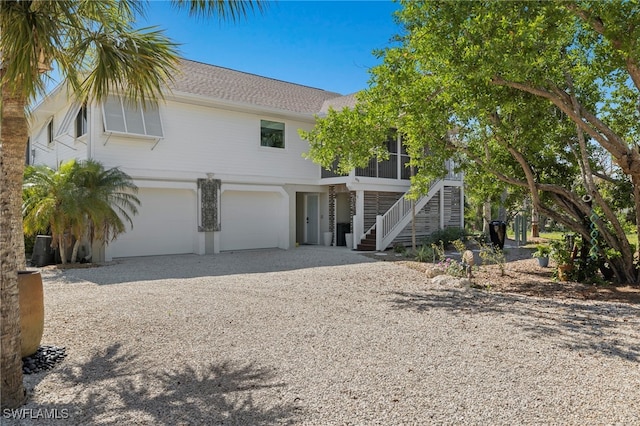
[58,234,67,264]
[531,206,539,238]
[71,237,80,263]
[0,70,28,408]
[498,189,507,222]
[482,200,491,234]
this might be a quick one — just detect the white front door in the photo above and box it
[304,194,319,244]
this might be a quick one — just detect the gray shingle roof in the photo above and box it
[319,92,359,115]
[170,59,344,115]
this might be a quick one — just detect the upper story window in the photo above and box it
[75,103,87,137]
[260,120,284,148]
[102,96,163,138]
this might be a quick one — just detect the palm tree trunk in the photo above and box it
[71,238,80,263]
[58,235,67,264]
[0,69,28,408]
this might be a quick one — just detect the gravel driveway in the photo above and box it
[7,246,640,425]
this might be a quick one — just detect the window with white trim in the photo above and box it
[102,96,163,138]
[260,120,284,148]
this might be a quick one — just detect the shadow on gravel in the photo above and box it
[21,343,301,425]
[388,289,640,363]
[41,246,374,286]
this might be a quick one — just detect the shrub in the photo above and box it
[393,243,406,254]
[422,227,466,248]
[452,238,467,256]
[435,257,465,277]
[532,244,551,258]
[431,241,445,262]
[477,241,507,276]
[414,245,435,263]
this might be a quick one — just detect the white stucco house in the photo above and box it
[27,59,463,261]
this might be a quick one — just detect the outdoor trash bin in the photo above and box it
[31,235,55,267]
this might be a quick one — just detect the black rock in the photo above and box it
[22,345,67,375]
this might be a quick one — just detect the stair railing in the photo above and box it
[374,179,444,251]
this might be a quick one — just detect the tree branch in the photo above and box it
[565,2,640,91]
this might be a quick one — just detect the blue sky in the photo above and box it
[140,1,402,95]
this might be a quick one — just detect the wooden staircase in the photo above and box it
[356,230,376,251]
[353,180,444,252]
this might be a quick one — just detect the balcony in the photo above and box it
[321,155,409,180]
[321,156,461,181]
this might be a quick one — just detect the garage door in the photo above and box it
[109,188,196,257]
[220,191,283,251]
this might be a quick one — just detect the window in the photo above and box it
[75,103,87,137]
[102,96,163,137]
[260,120,284,148]
[47,119,53,145]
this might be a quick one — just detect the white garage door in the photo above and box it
[109,188,196,258]
[220,191,283,251]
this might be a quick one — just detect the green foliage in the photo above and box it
[451,238,467,256]
[23,159,140,262]
[435,257,465,278]
[477,241,507,277]
[299,105,391,175]
[0,0,262,103]
[549,239,573,266]
[422,227,466,248]
[532,244,551,258]
[430,241,445,262]
[393,243,407,254]
[24,234,35,256]
[300,0,640,283]
[414,244,435,263]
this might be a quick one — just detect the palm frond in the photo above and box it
[171,0,265,22]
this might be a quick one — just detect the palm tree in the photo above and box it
[1,0,263,409]
[23,161,83,264]
[68,159,141,263]
[22,159,140,264]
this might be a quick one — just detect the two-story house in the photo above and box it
[27,59,463,261]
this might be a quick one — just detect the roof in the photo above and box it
[319,92,359,115]
[170,59,344,115]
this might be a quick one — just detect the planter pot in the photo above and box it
[18,271,44,357]
[323,231,333,247]
[557,264,573,282]
[345,233,353,249]
[536,256,549,267]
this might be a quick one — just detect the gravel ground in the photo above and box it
[5,246,640,425]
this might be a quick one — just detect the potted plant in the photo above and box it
[550,240,574,281]
[532,244,551,267]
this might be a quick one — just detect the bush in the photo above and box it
[422,227,466,248]
[414,245,436,263]
[435,257,465,277]
[393,243,406,254]
[477,241,507,276]
[24,234,36,257]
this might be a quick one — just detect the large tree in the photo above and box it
[302,0,639,284]
[0,0,262,409]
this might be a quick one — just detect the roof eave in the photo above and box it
[166,90,319,122]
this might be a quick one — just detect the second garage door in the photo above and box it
[220,190,284,251]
